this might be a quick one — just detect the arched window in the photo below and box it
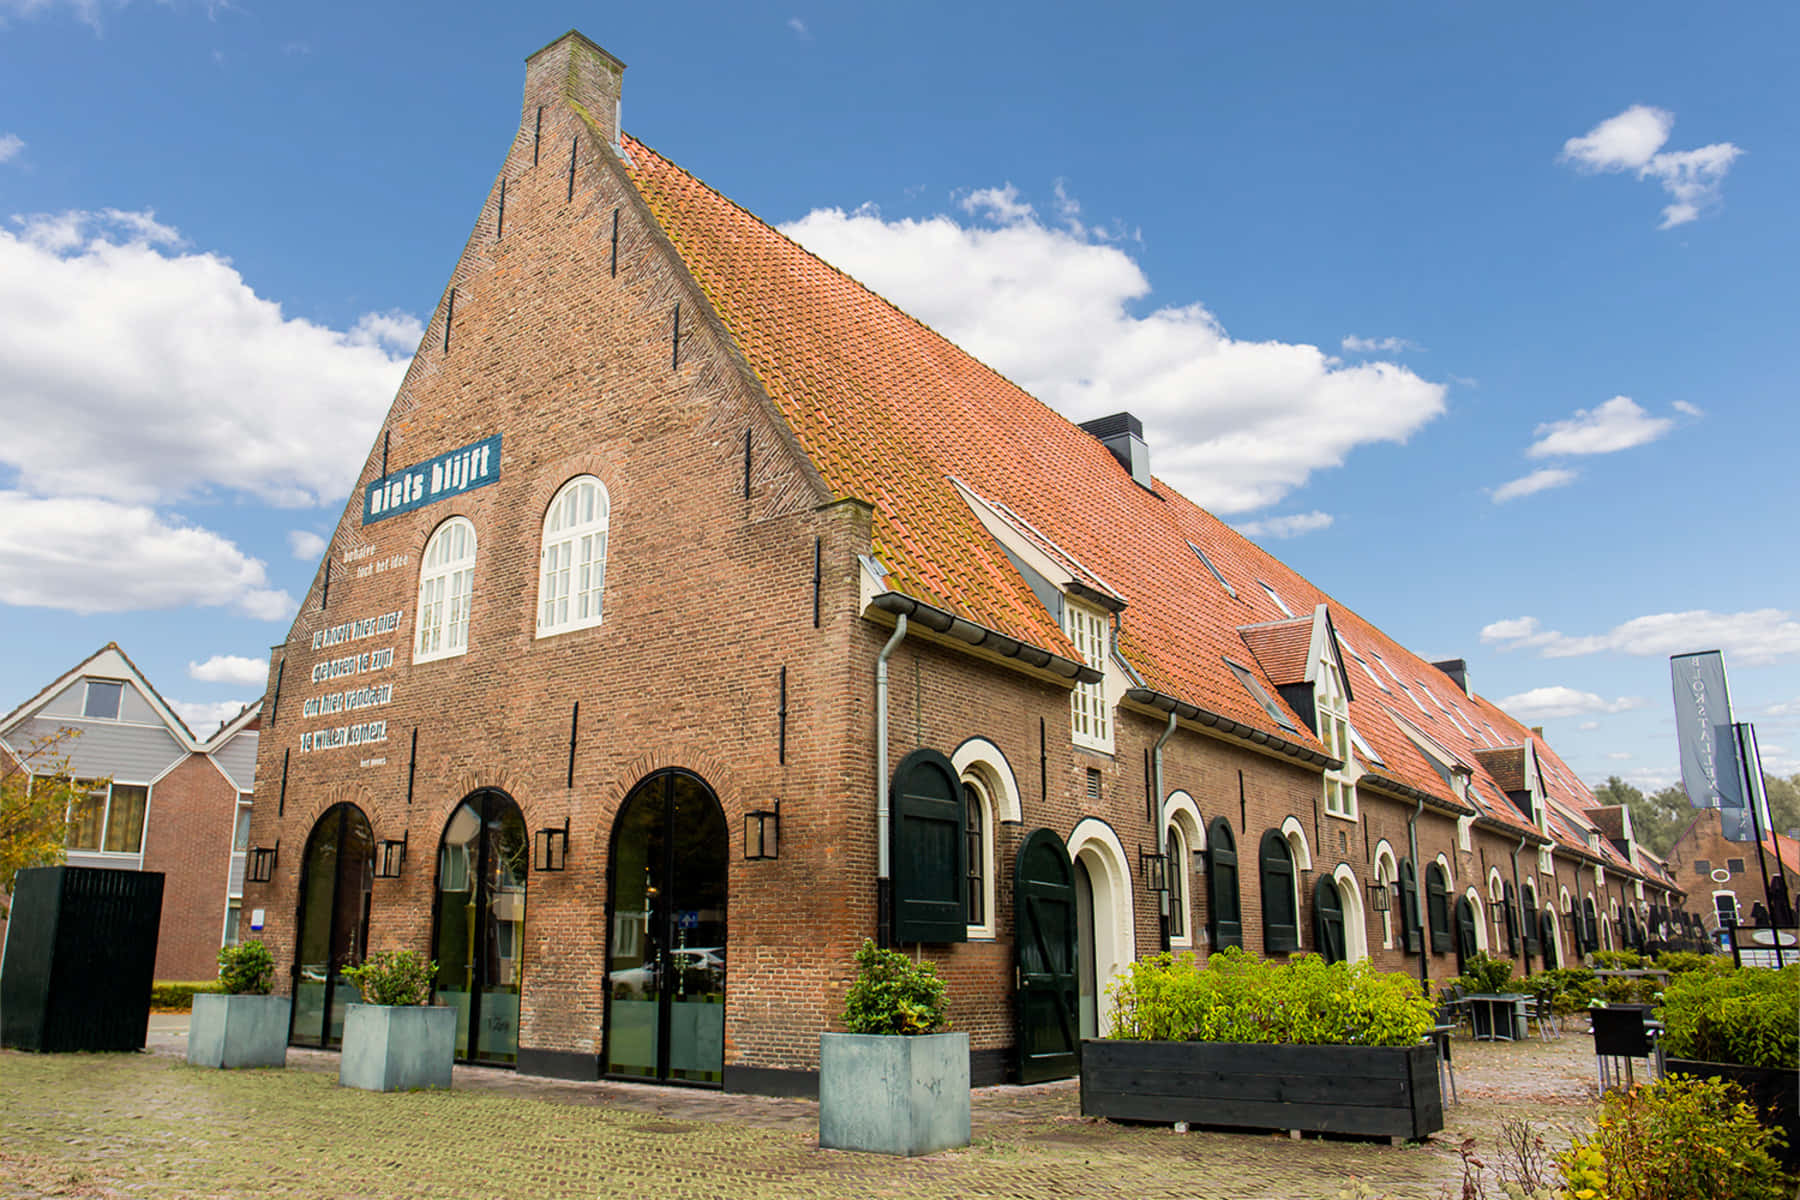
[537,476,610,637]
[415,517,476,662]
[1165,824,1186,940]
[963,780,987,929]
[1206,817,1241,949]
[432,789,529,1065]
[1373,843,1397,949]
[1425,862,1451,954]
[1259,828,1298,954]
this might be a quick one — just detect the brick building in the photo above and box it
[0,644,260,980]
[1663,807,1800,937]
[242,31,1683,1094]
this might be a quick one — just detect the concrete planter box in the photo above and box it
[819,1031,970,1155]
[187,993,290,1069]
[1666,1057,1800,1171]
[1082,1039,1443,1141]
[338,1003,455,1093]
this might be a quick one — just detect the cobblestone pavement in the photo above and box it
[0,1022,1603,1200]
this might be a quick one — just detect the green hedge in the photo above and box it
[1657,963,1799,1069]
[1107,948,1435,1047]
[150,980,224,1010]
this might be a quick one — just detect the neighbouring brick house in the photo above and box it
[1663,807,1800,936]
[242,30,1684,1094]
[0,644,259,980]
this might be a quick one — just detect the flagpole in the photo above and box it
[1733,722,1783,967]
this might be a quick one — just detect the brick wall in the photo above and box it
[140,753,237,979]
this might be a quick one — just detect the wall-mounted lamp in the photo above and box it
[534,818,569,872]
[248,842,279,883]
[745,800,780,861]
[1367,880,1392,912]
[375,832,408,879]
[1139,848,1168,894]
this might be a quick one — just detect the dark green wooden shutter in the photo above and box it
[1259,830,1298,954]
[1399,859,1420,954]
[1583,898,1598,949]
[1311,876,1344,964]
[1454,896,1478,973]
[889,748,968,943]
[1522,887,1540,959]
[1206,818,1241,949]
[1571,901,1589,954]
[1502,883,1519,957]
[1425,863,1451,954]
[1538,911,1559,968]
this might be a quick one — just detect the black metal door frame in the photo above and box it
[430,788,518,1065]
[288,803,372,1048]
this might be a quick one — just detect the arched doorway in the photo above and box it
[1313,876,1345,963]
[1014,827,1079,1084]
[289,802,374,1048]
[1454,896,1480,973]
[1332,865,1369,964]
[604,769,728,1086]
[430,789,528,1065]
[1069,819,1133,1041]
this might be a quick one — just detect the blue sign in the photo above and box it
[676,910,700,930]
[362,434,501,524]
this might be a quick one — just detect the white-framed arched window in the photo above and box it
[1166,791,1205,949]
[537,475,610,638]
[415,517,476,663]
[1373,840,1398,949]
[961,774,996,939]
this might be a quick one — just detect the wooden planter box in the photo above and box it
[1081,1039,1443,1140]
[1665,1057,1800,1171]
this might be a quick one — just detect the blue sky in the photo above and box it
[1,1,1794,795]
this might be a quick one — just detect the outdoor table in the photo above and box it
[1464,993,1526,1041]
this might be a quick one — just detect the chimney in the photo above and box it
[1079,412,1152,490]
[524,30,627,149]
[1530,725,1544,739]
[1431,658,1471,698]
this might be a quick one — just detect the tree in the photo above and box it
[0,729,94,917]
[1589,775,1687,859]
[1761,772,1800,841]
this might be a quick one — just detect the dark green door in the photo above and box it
[1312,876,1345,964]
[1014,827,1080,1084]
[1455,896,1479,973]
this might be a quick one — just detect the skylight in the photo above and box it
[1347,720,1384,767]
[1396,680,1431,717]
[1187,542,1237,598]
[1258,581,1295,618]
[1224,657,1297,732]
[1336,633,1390,693]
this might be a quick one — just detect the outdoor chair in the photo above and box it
[1426,1023,1458,1105]
[1438,984,1470,1033]
[1590,1006,1660,1092]
[1525,989,1559,1041]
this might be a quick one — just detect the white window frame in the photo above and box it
[64,778,151,857]
[1316,657,1357,820]
[960,773,997,940]
[1373,840,1398,949]
[536,476,611,638]
[414,517,476,663]
[1064,601,1111,752]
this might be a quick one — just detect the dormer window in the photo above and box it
[1063,601,1111,752]
[1316,654,1356,820]
[83,680,124,720]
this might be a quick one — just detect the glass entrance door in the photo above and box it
[431,790,528,1065]
[290,803,374,1048]
[604,769,727,1085]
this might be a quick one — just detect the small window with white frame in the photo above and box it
[415,517,476,662]
[1317,654,1357,820]
[537,476,611,637]
[1063,601,1111,751]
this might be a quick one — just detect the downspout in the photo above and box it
[1152,710,1177,952]
[1509,834,1530,975]
[874,614,908,948]
[1406,797,1429,995]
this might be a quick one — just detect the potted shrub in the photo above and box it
[336,949,453,1093]
[1657,962,1799,1170]
[187,940,288,1069]
[818,939,969,1156]
[1453,951,1530,1039]
[1082,949,1441,1140]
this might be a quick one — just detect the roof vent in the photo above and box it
[1078,412,1152,490]
[1431,658,1471,697]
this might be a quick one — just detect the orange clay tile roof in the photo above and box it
[616,133,1670,883]
[1474,747,1528,794]
[1238,619,1313,687]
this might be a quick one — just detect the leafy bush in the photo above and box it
[1534,966,1598,1015]
[1107,948,1435,1047]
[1454,951,1521,995]
[841,939,950,1035]
[150,980,224,1011]
[1560,1075,1787,1200]
[1657,963,1799,1069]
[340,949,437,1007]
[1654,949,1717,975]
[216,939,274,995]
[1588,948,1650,970]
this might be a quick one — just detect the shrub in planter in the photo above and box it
[187,941,288,1069]
[1453,952,1523,997]
[1588,948,1651,971]
[1560,1075,1788,1200]
[336,950,452,1093]
[1533,966,1597,1016]
[820,940,968,1156]
[1658,963,1800,1168]
[1088,951,1442,1139]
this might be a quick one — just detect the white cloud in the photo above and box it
[1342,335,1420,355]
[187,654,268,686]
[780,196,1445,513]
[786,16,808,38]
[1559,105,1742,229]
[1673,400,1703,417]
[1606,752,1631,761]
[1482,610,1800,667]
[1491,467,1577,502]
[0,491,292,618]
[1527,396,1673,458]
[0,134,22,164]
[288,530,327,560]
[1767,698,1800,718]
[1232,511,1333,539]
[0,209,411,508]
[1494,685,1646,720]
[169,698,250,736]
[1577,721,1600,731]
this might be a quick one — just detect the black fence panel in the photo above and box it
[1,866,164,1052]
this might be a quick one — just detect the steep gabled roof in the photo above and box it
[1239,619,1313,687]
[0,642,199,748]
[1474,746,1528,794]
